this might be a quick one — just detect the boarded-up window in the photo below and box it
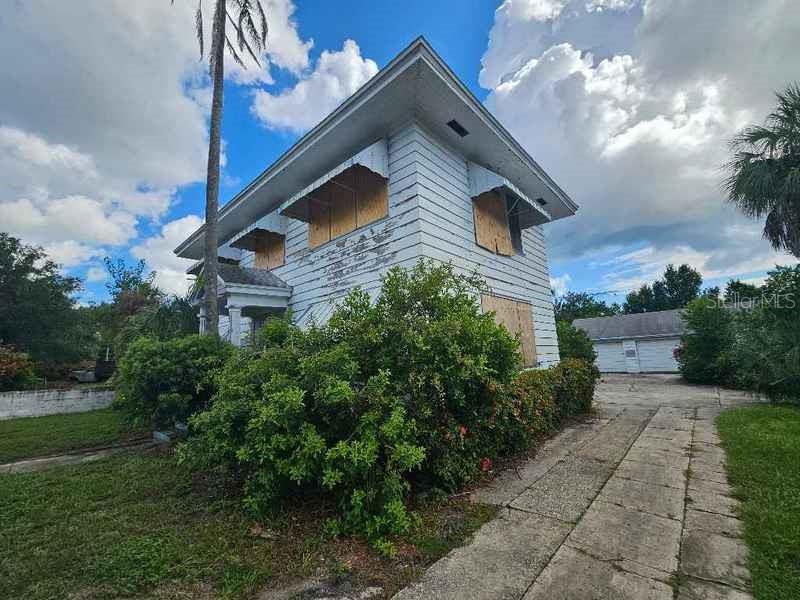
[481,294,537,367]
[473,191,514,256]
[308,165,388,249]
[253,232,285,270]
[231,228,285,271]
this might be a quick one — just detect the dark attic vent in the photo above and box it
[536,197,547,206]
[446,119,469,137]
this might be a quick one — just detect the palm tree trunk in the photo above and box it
[203,0,226,337]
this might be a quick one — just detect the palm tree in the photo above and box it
[175,0,268,336]
[724,84,800,258]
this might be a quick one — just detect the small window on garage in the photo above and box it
[307,164,388,249]
[481,294,537,366]
[473,190,522,256]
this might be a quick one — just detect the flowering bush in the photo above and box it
[0,344,37,392]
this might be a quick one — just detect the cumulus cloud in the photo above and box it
[131,215,204,296]
[0,0,316,280]
[481,0,799,289]
[550,273,572,296]
[251,39,378,131]
[86,266,108,283]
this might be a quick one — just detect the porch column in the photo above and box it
[198,305,207,335]
[228,305,242,346]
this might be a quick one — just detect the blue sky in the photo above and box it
[1,0,797,305]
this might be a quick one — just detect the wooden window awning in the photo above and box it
[468,162,551,229]
[230,228,285,270]
[279,138,389,223]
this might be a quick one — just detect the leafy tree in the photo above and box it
[103,257,162,316]
[556,321,597,364]
[0,234,90,366]
[175,0,269,336]
[624,264,704,313]
[724,83,800,258]
[554,291,619,322]
[676,298,735,385]
[724,279,761,303]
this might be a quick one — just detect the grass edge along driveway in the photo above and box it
[718,404,800,600]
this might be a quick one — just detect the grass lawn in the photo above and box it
[717,405,800,600]
[0,448,496,599]
[0,409,144,464]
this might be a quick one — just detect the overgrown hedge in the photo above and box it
[677,264,800,402]
[114,335,232,427]
[172,262,599,553]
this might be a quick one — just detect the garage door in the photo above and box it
[594,342,627,372]
[637,338,681,373]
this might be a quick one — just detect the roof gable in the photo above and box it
[175,37,577,260]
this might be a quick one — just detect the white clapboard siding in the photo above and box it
[234,121,562,368]
[406,123,560,367]
[238,124,424,324]
[594,341,627,373]
[636,338,681,373]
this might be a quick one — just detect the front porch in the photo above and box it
[193,262,292,346]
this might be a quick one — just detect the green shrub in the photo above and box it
[179,262,600,553]
[677,298,734,385]
[556,321,597,363]
[551,358,600,418]
[0,344,38,392]
[114,334,233,428]
[729,265,800,402]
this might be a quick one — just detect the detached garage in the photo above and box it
[573,309,686,373]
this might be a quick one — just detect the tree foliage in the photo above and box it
[677,264,800,402]
[724,83,800,257]
[724,279,762,303]
[0,233,90,367]
[556,321,597,364]
[554,291,619,323]
[624,263,711,313]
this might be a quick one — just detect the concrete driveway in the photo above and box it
[395,374,762,600]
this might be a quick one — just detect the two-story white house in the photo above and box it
[174,37,577,367]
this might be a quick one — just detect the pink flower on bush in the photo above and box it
[480,457,492,472]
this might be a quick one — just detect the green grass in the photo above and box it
[717,405,800,600]
[0,449,497,599]
[0,409,140,463]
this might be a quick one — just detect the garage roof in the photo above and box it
[573,309,686,341]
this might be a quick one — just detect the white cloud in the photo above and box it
[0,0,316,277]
[482,0,800,287]
[131,215,204,296]
[86,266,108,283]
[550,273,572,296]
[251,39,378,132]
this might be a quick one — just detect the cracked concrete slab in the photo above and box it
[393,509,571,600]
[510,456,613,522]
[392,375,760,600]
[615,459,685,489]
[684,509,743,538]
[522,546,673,600]
[597,475,684,520]
[567,500,682,575]
[680,531,751,589]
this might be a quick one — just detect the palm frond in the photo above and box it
[195,1,204,59]
[225,34,246,69]
[226,11,261,67]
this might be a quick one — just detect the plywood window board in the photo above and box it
[308,165,388,249]
[231,228,285,270]
[481,294,537,367]
[473,190,514,256]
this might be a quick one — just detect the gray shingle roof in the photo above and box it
[573,309,685,341]
[218,263,289,288]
